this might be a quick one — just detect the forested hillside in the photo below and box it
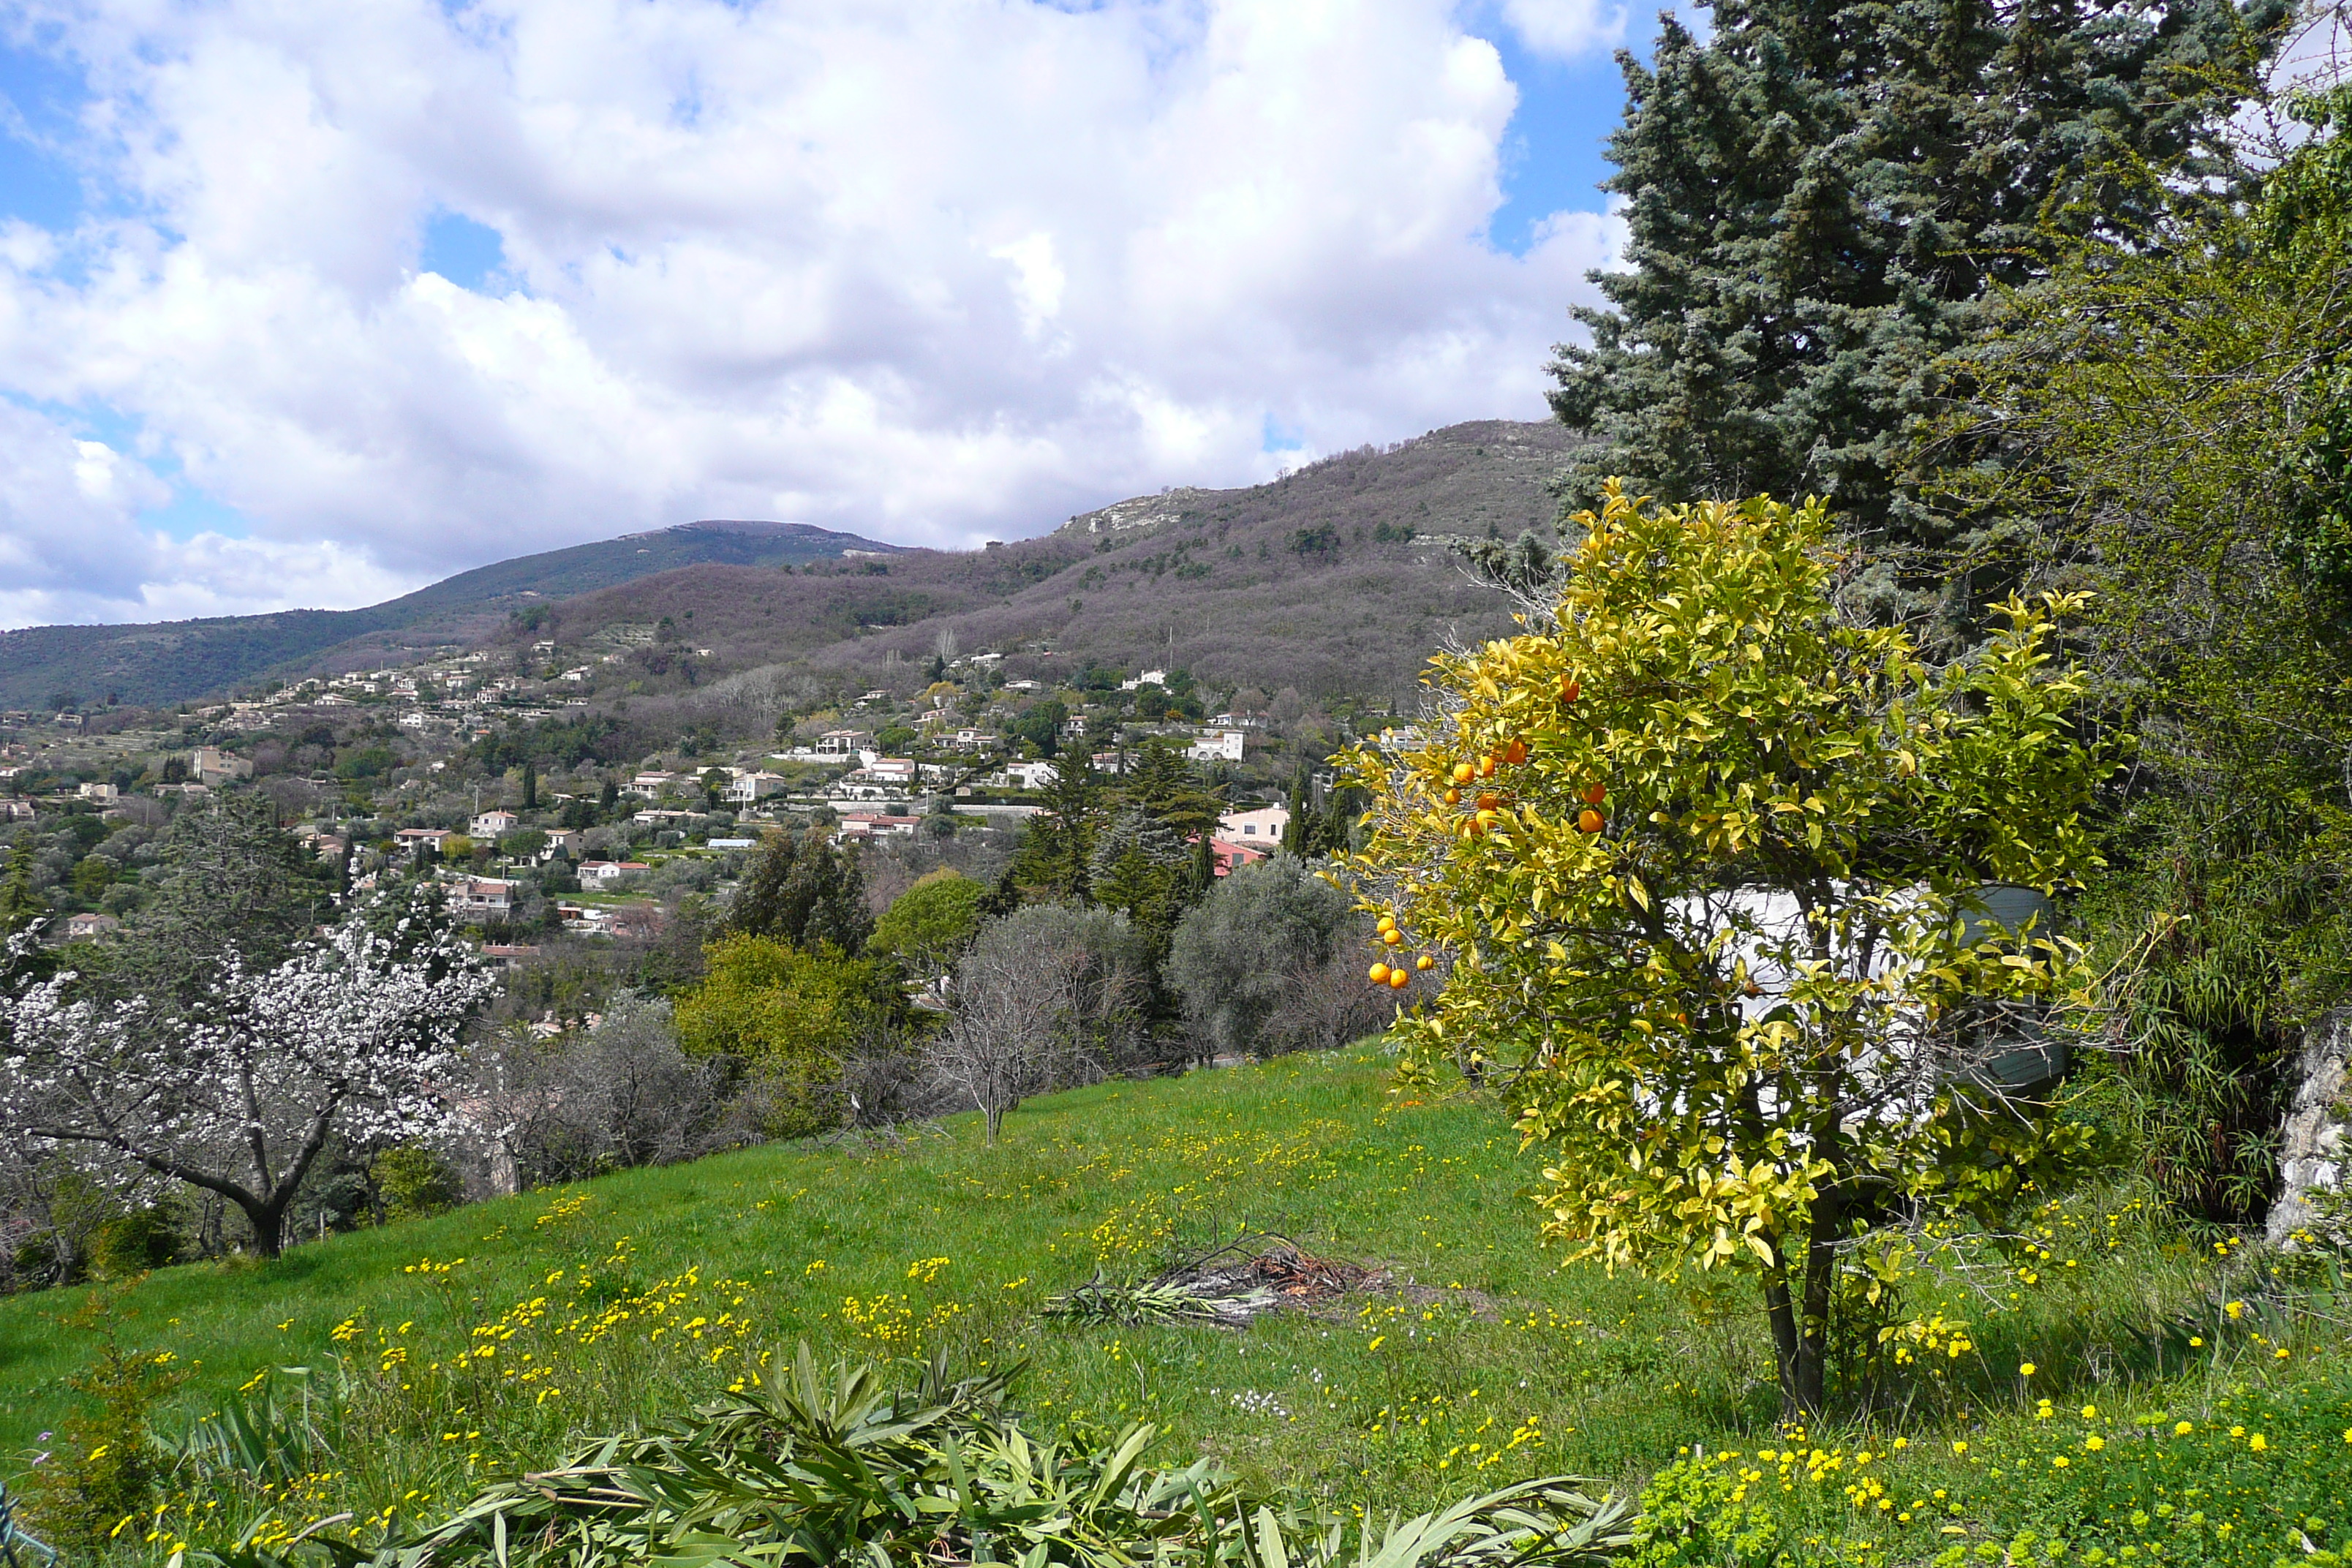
[516,420,1578,702]
[0,521,911,711]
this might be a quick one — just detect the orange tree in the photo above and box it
[1340,482,2109,1416]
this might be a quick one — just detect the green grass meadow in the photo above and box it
[7,1047,2352,1565]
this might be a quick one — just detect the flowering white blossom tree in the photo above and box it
[0,889,497,1257]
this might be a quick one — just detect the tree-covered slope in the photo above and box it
[517,420,1583,701]
[0,521,911,710]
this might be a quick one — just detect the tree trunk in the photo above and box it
[1763,1259,1803,1417]
[244,1192,289,1259]
[1785,1191,1845,1420]
[1762,1211,1840,1421]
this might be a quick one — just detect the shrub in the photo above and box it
[870,869,985,981]
[1627,1453,1780,1568]
[1167,852,1380,1060]
[675,937,904,1137]
[186,1348,1634,1568]
[474,997,731,1186]
[371,1145,464,1221]
[88,1203,180,1278]
[23,1295,184,1554]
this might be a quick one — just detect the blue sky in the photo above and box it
[0,1,1670,627]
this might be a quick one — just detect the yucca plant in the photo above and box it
[170,1367,336,1486]
[173,1346,1634,1568]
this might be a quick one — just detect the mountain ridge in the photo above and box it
[1,420,1581,710]
[485,419,1584,704]
[0,519,913,709]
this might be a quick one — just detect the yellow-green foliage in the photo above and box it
[1343,482,2110,1414]
[674,934,900,1134]
[868,869,984,979]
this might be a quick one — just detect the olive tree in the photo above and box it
[930,905,1151,1142]
[1167,853,1382,1061]
[1343,482,2107,1416]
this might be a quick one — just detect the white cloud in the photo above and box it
[0,0,1623,625]
[1498,0,1631,60]
[0,398,418,626]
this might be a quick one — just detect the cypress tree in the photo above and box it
[0,840,41,936]
[728,829,873,954]
[1550,0,2283,580]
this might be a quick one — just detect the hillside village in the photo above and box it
[0,632,1341,969]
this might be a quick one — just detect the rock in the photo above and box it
[2266,1004,2352,1247]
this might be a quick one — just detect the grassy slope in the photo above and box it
[4,1050,2348,1563]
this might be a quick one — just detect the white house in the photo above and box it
[471,809,521,838]
[1120,668,1169,691]
[838,813,921,840]
[1218,805,1290,844]
[394,826,455,859]
[625,771,687,798]
[723,771,788,804]
[192,747,252,785]
[1186,731,1247,764]
[1005,759,1058,790]
[817,730,873,755]
[578,860,650,888]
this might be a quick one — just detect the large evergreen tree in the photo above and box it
[728,829,872,955]
[116,795,329,1007]
[1550,0,2283,579]
[1006,761,1107,903]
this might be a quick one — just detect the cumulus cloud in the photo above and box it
[1499,0,1632,59]
[0,397,415,625]
[0,0,1627,625]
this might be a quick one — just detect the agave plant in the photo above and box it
[173,1346,1634,1568]
[170,1367,338,1486]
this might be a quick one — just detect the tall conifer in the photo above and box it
[1550,0,2283,576]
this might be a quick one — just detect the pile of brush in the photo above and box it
[1044,1232,1376,1327]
